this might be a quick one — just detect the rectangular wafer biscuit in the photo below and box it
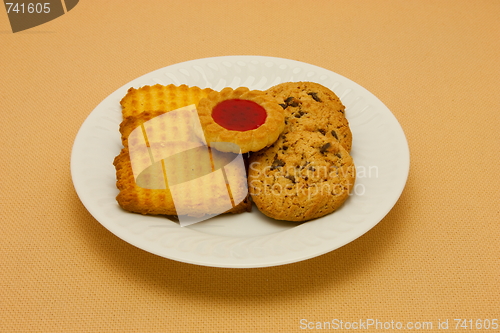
[113,147,252,217]
[119,108,202,148]
[120,84,214,119]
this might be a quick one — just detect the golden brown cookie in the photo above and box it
[113,146,251,218]
[119,107,201,148]
[248,130,355,222]
[120,84,213,119]
[197,87,285,153]
[119,110,164,148]
[265,81,352,152]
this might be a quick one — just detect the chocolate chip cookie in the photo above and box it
[248,82,355,221]
[248,130,355,221]
[265,81,352,152]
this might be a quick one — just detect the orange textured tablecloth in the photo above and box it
[1,1,499,332]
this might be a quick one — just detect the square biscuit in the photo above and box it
[113,145,252,218]
[120,84,214,119]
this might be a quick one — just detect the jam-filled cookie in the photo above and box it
[196,87,285,153]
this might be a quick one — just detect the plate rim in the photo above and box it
[70,55,410,268]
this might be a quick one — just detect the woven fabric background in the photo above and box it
[1,1,499,332]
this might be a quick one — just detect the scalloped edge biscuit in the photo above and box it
[120,84,214,119]
[113,147,252,217]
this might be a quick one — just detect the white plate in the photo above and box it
[71,56,410,268]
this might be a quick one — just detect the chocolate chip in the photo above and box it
[319,142,331,154]
[331,130,338,140]
[318,129,326,135]
[294,110,306,118]
[284,96,300,107]
[335,153,342,158]
[271,158,285,170]
[279,103,287,109]
[283,146,288,150]
[285,175,295,183]
[308,92,322,102]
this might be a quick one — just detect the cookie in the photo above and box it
[248,130,355,221]
[197,87,285,153]
[265,81,352,152]
[119,107,200,148]
[247,82,355,221]
[120,84,213,119]
[113,145,252,218]
[119,110,164,148]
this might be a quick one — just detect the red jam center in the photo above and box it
[212,99,267,131]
